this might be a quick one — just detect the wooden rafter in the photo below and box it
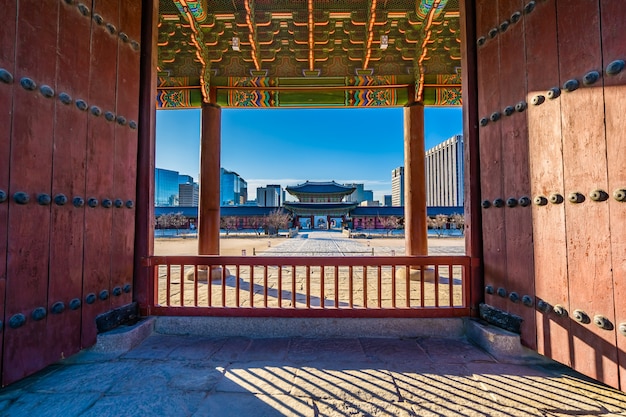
[363,0,377,70]
[244,0,261,71]
[308,0,315,71]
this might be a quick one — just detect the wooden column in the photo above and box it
[198,103,221,255]
[134,0,158,314]
[404,102,427,256]
[460,0,483,314]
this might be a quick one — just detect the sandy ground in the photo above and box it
[154,233,465,256]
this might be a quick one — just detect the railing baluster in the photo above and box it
[166,264,171,307]
[377,265,382,308]
[291,265,296,308]
[448,264,454,307]
[193,265,198,307]
[434,264,440,307]
[263,265,268,308]
[306,266,311,308]
[405,265,410,308]
[349,266,354,308]
[235,265,240,307]
[250,265,254,308]
[207,265,212,307]
[391,264,396,308]
[320,266,325,309]
[278,266,283,308]
[179,264,184,307]
[222,264,227,307]
[363,266,367,308]
[419,266,425,308]
[334,265,339,308]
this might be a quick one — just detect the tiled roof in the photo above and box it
[286,181,356,195]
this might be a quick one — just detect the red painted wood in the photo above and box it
[0,0,17,386]
[557,0,618,389]
[497,0,536,350]
[149,306,471,318]
[81,0,119,348]
[111,1,141,309]
[524,0,571,366]
[599,0,626,391]
[475,0,507,313]
[45,0,92,368]
[460,0,484,316]
[134,0,158,315]
[3,0,58,386]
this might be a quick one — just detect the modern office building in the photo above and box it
[384,195,392,206]
[179,182,199,206]
[155,168,180,206]
[344,183,375,205]
[425,134,464,207]
[257,184,283,207]
[391,166,404,207]
[178,174,194,185]
[220,168,248,206]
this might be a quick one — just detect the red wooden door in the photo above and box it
[475,0,626,390]
[0,0,140,386]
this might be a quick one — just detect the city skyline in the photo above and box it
[156,107,463,202]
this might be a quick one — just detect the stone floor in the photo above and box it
[1,324,625,417]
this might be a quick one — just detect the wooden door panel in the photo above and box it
[81,0,120,348]
[600,0,626,391]
[556,0,618,389]
[524,0,571,365]
[476,0,507,314]
[3,0,58,386]
[0,0,17,384]
[111,1,141,309]
[497,0,535,349]
[46,0,92,366]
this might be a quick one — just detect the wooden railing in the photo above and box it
[144,255,473,317]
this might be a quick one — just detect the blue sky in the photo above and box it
[156,107,463,201]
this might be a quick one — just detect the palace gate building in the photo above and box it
[0,0,625,391]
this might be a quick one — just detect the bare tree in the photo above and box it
[377,215,402,236]
[156,212,188,235]
[449,213,465,235]
[427,214,448,238]
[220,216,238,236]
[265,209,291,235]
[248,217,264,236]
[156,213,171,229]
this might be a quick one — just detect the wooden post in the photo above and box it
[460,0,484,315]
[198,103,221,256]
[134,0,158,315]
[404,102,427,256]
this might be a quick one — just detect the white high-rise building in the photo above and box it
[425,134,464,207]
[257,185,282,207]
[391,167,404,206]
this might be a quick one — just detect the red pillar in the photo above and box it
[134,0,158,314]
[404,102,427,256]
[198,103,221,255]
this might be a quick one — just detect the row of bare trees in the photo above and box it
[155,212,189,235]
[220,209,292,236]
[157,210,465,238]
[373,213,465,237]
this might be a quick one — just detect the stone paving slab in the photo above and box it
[2,332,626,417]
